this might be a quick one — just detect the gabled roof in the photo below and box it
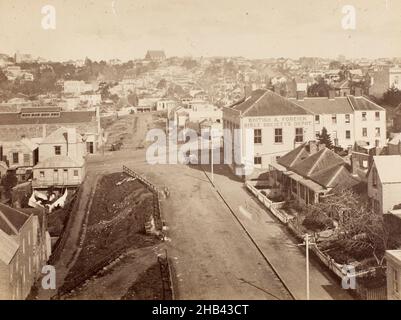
[372,155,401,184]
[0,229,19,265]
[34,155,84,169]
[145,50,166,59]
[278,145,357,189]
[231,89,311,117]
[293,97,354,114]
[277,143,311,168]
[20,138,38,151]
[0,203,30,236]
[21,107,61,113]
[0,110,96,125]
[389,133,401,145]
[348,96,384,111]
[291,148,344,178]
[40,127,83,144]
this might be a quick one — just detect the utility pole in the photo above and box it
[298,233,314,300]
[305,233,310,300]
[210,126,214,184]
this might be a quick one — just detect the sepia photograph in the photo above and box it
[0,0,401,310]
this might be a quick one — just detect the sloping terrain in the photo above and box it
[61,172,163,298]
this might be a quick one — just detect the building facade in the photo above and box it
[32,127,86,189]
[385,250,401,300]
[223,89,386,174]
[367,155,401,215]
[0,204,50,300]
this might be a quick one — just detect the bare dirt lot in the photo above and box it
[61,172,164,299]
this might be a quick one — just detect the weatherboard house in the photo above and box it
[0,203,50,300]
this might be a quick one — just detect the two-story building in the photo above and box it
[223,89,387,176]
[291,93,386,150]
[0,203,50,300]
[367,155,401,215]
[0,138,38,170]
[32,127,86,190]
[223,89,315,176]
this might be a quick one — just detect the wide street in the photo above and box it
[80,113,353,300]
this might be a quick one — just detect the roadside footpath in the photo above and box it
[203,164,353,300]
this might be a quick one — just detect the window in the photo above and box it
[362,128,367,137]
[295,128,303,143]
[375,112,380,121]
[23,153,30,165]
[332,114,337,124]
[254,129,262,144]
[274,128,283,143]
[74,170,79,177]
[254,156,262,165]
[393,268,399,294]
[12,152,19,164]
[345,114,350,124]
[362,112,367,121]
[375,127,381,137]
[346,130,351,139]
[315,115,320,124]
[54,146,61,155]
[39,171,45,178]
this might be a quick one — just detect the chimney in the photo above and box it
[350,153,358,175]
[328,89,336,100]
[354,87,362,97]
[307,140,318,154]
[244,85,252,99]
[66,128,77,160]
[296,91,306,100]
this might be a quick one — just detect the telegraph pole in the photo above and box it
[305,233,310,300]
[210,127,214,184]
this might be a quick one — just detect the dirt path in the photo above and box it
[35,172,100,299]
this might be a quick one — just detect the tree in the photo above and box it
[307,77,333,97]
[182,59,198,70]
[317,127,333,149]
[157,78,167,89]
[311,189,398,266]
[127,92,138,106]
[382,86,401,107]
[0,70,7,83]
[1,170,18,199]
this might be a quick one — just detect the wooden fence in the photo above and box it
[245,180,386,299]
[245,182,288,224]
[123,165,163,231]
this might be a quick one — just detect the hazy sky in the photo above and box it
[0,0,400,61]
